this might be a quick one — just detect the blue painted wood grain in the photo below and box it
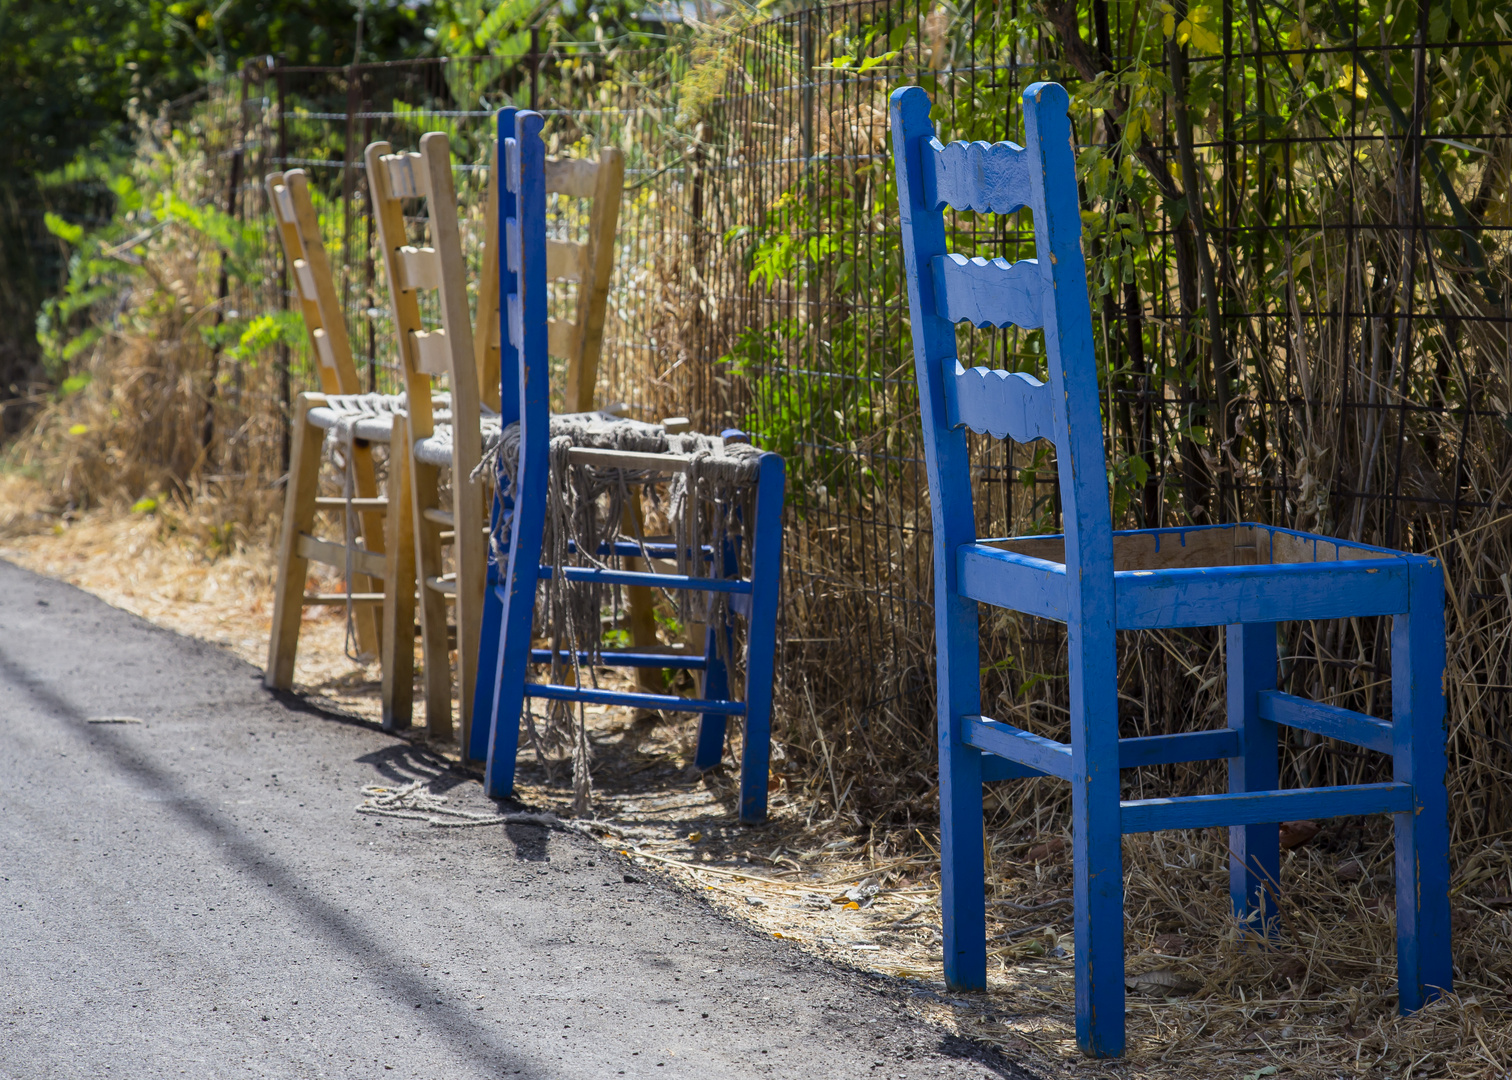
[967,722,1240,775]
[483,110,548,799]
[956,543,1065,620]
[1257,690,1393,754]
[923,137,1036,215]
[891,84,989,998]
[931,254,1044,328]
[480,109,785,822]
[1116,728,1241,768]
[1113,561,1408,628]
[470,107,518,764]
[947,364,1054,444]
[961,716,1073,779]
[526,683,747,714]
[529,648,709,670]
[1227,623,1280,935]
[1121,782,1412,833]
[1393,556,1452,1010]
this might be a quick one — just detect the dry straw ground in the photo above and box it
[3,474,1509,1080]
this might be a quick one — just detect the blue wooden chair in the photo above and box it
[890,83,1451,1058]
[471,108,787,824]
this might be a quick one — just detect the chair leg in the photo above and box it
[380,415,417,730]
[348,440,385,659]
[469,563,504,763]
[694,619,730,773]
[484,505,547,801]
[1227,622,1280,934]
[266,399,325,690]
[453,465,489,759]
[1393,558,1451,1011]
[1069,633,1124,1058]
[734,451,784,824]
[621,492,663,695]
[410,454,453,741]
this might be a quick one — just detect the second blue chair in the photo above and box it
[472,108,787,824]
[891,82,1450,1057]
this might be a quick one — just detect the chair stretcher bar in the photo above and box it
[529,648,708,670]
[536,565,753,594]
[524,683,745,714]
[1120,782,1412,833]
[964,717,1243,780]
[1258,689,1393,754]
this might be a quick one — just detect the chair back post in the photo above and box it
[891,82,1126,1055]
[483,107,549,794]
[1019,86,1124,1057]
[420,129,489,752]
[266,169,361,396]
[365,140,437,439]
[566,147,625,412]
[475,137,503,413]
[889,86,991,991]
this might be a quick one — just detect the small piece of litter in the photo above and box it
[851,944,881,951]
[87,716,144,724]
[744,896,765,906]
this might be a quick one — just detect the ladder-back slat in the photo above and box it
[412,328,451,376]
[948,365,1053,444]
[546,239,585,282]
[923,138,1036,215]
[547,318,578,360]
[544,156,597,198]
[383,152,428,199]
[930,254,1043,329]
[396,245,442,292]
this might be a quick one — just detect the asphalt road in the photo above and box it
[0,561,1033,1080]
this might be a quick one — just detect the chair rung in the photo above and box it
[303,593,385,605]
[1120,782,1412,834]
[569,539,716,561]
[566,446,692,474]
[423,508,454,528]
[961,716,1072,779]
[537,566,752,594]
[524,683,745,714]
[425,575,457,596]
[966,721,1242,777]
[529,648,707,670]
[1258,690,1393,754]
[315,497,388,510]
[295,533,387,579]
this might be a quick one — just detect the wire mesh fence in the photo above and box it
[164,0,1510,834]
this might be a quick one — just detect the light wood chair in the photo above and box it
[264,170,416,726]
[367,133,498,752]
[368,128,632,755]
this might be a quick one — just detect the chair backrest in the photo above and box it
[890,82,1114,607]
[365,133,480,450]
[476,118,624,414]
[265,169,362,396]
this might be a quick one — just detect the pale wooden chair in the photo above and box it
[264,170,416,727]
[367,133,496,751]
[368,130,631,755]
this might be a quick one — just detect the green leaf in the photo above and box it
[43,212,85,246]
